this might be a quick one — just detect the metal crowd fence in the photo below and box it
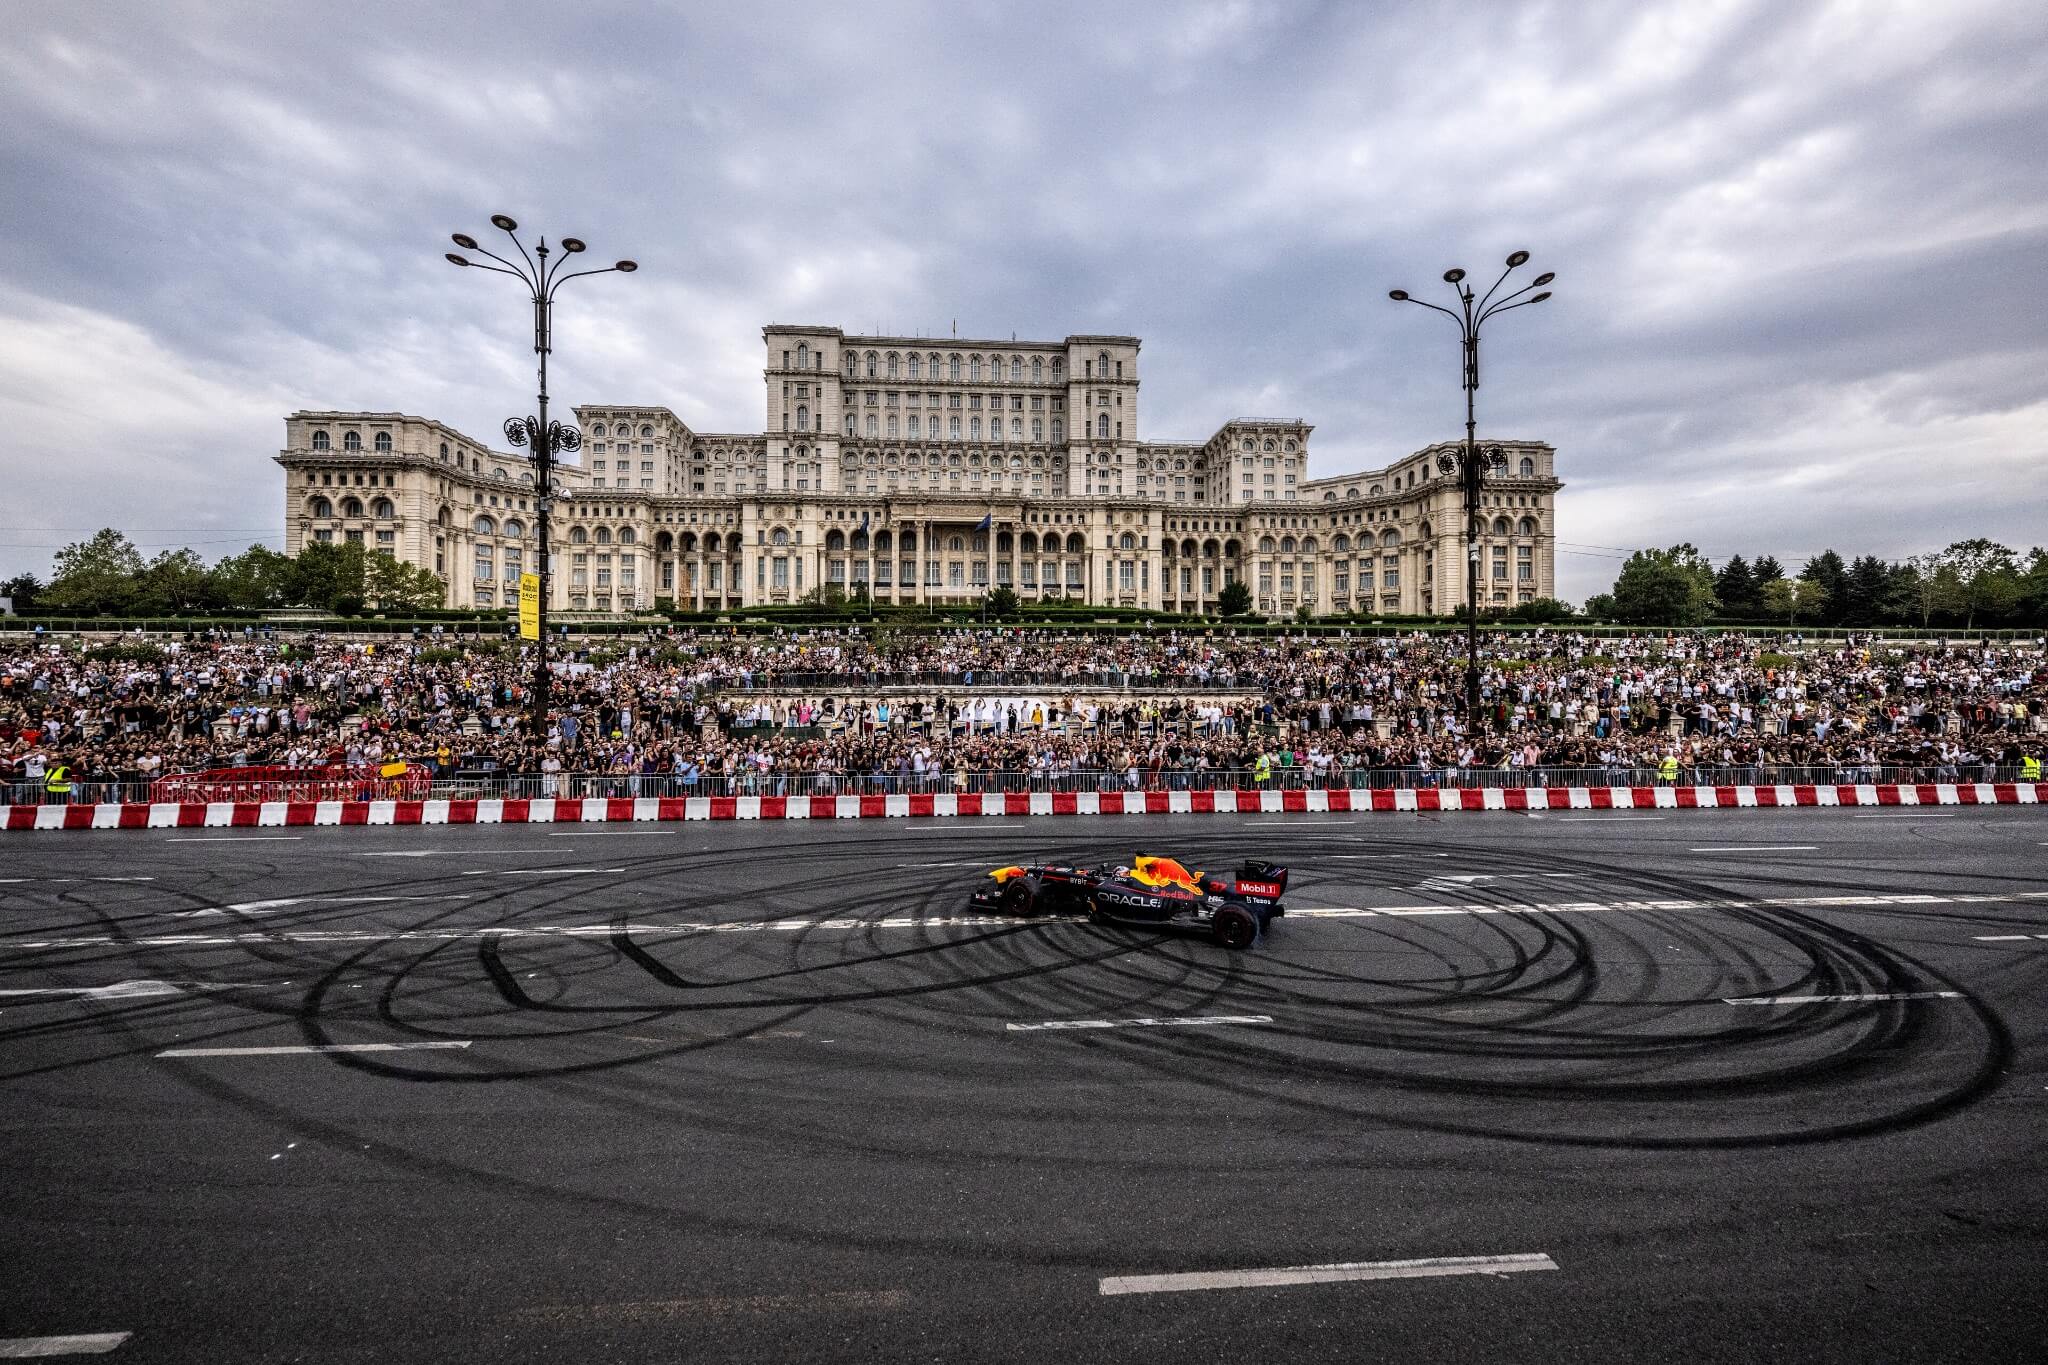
[12,763,2030,807]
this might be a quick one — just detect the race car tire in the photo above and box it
[998,878,1038,917]
[1212,904,1259,951]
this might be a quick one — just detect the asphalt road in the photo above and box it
[2,807,2046,1363]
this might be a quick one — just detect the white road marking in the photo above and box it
[1558,816,1667,822]
[498,868,628,875]
[1099,1252,1557,1296]
[9,890,2046,954]
[158,1041,473,1058]
[1689,846,1818,852]
[1974,933,2048,942]
[0,1334,132,1357]
[903,823,1032,830]
[545,831,677,837]
[1008,1014,1273,1033]
[1723,991,1964,1005]
[163,836,302,842]
[168,894,472,918]
[0,980,251,1001]
[1852,813,1956,819]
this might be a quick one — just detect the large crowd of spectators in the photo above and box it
[1,625,2042,800]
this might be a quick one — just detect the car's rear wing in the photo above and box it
[1235,859,1289,893]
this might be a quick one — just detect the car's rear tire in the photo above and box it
[1213,904,1259,951]
[998,879,1037,917]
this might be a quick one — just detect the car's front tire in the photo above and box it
[998,878,1038,917]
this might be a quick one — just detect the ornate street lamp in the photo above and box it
[445,214,638,737]
[1390,250,1554,732]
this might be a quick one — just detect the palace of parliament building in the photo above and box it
[276,324,1560,617]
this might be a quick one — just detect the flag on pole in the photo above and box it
[974,513,992,532]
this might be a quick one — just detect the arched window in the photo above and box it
[1380,529,1401,547]
[948,416,961,439]
[865,350,878,377]
[795,405,809,431]
[948,354,961,380]
[845,413,857,436]
[1518,517,1537,537]
[970,416,982,439]
[1096,413,1109,439]
[310,496,333,518]
[1098,350,1110,376]
[702,532,721,553]
[1010,356,1022,380]
[1334,534,1351,553]
[886,352,899,378]
[374,432,392,452]
[796,343,808,368]
[472,514,495,534]
[640,424,653,438]
[503,520,524,539]
[1119,532,1136,550]
[371,497,395,519]
[338,496,362,517]
[1066,532,1086,554]
[770,527,789,546]
[1492,517,1511,536]
[1519,456,1535,476]
[311,430,330,450]
[845,353,857,376]
[1031,357,1043,382]
[865,414,879,436]
[1051,357,1064,381]
[949,536,964,552]
[619,527,637,545]
[1258,536,1276,554]
[343,431,361,451]
[569,527,588,545]
[1051,418,1063,442]
[907,353,921,379]
[593,424,608,437]
[1280,536,1296,554]
[1021,532,1039,554]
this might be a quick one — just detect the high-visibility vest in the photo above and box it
[44,764,72,795]
[1252,755,1272,782]
[2024,755,2043,781]
[1658,756,1679,782]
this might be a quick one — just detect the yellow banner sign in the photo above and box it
[518,572,541,640]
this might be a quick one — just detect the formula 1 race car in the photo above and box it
[969,854,1288,950]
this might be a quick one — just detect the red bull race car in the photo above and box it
[970,854,1288,950]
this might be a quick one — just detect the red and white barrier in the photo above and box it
[2,783,2040,831]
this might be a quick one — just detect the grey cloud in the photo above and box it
[0,0,2043,598]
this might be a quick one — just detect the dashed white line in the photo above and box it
[0,980,252,1001]
[497,868,628,875]
[1852,813,1956,819]
[1008,1014,1273,1033]
[158,1041,473,1058]
[163,836,302,843]
[0,1333,132,1357]
[1689,846,1818,852]
[1558,816,1667,822]
[1099,1252,1558,1296]
[1723,991,1963,1006]
[545,831,678,837]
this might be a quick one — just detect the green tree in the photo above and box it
[1938,538,2021,627]
[1713,554,1758,617]
[1799,551,1850,625]
[1216,580,1254,617]
[1581,592,1617,621]
[288,540,368,614]
[1,572,42,611]
[1751,555,1785,584]
[211,545,296,610]
[1762,576,1830,624]
[1841,554,1894,626]
[2019,547,2048,623]
[365,551,445,610]
[1505,596,1575,623]
[1608,544,1718,625]
[44,529,145,614]
[135,548,218,614]
[984,585,1021,621]
[1899,554,1963,627]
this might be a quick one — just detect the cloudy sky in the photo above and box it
[2,0,2043,601]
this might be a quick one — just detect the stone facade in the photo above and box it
[275,324,1561,616]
